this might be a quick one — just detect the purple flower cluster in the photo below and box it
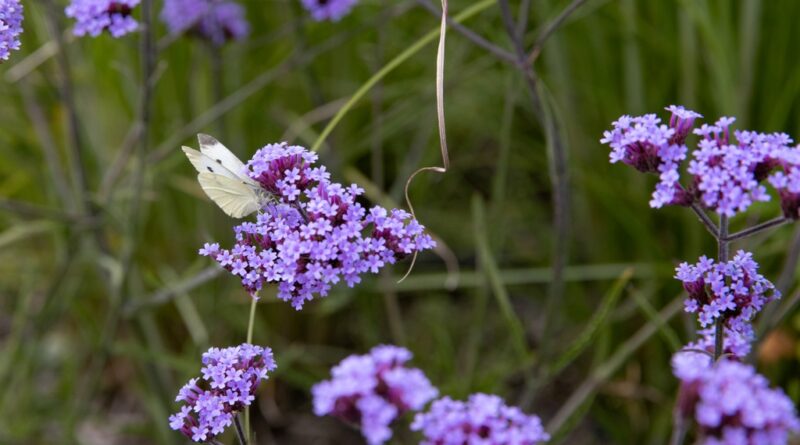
[301,0,358,22]
[411,393,550,445]
[672,351,800,445]
[600,106,699,208]
[687,120,791,217]
[199,142,435,310]
[676,250,778,334]
[0,0,23,61]
[161,0,249,46]
[312,345,438,445]
[66,0,139,38]
[169,344,276,443]
[602,105,800,217]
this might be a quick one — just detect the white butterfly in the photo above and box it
[182,134,267,218]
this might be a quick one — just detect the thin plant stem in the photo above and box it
[515,0,532,37]
[247,296,258,344]
[234,415,248,445]
[497,0,569,369]
[714,215,729,360]
[121,0,157,291]
[0,198,81,222]
[718,216,730,261]
[244,295,259,443]
[527,0,590,65]
[690,202,719,239]
[19,80,73,210]
[42,0,89,217]
[676,184,719,237]
[723,216,788,242]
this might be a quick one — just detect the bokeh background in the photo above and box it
[1,0,800,443]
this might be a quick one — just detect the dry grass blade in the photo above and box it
[399,0,450,283]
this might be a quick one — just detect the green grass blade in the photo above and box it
[547,267,633,377]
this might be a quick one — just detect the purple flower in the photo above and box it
[687,120,792,217]
[0,0,23,61]
[602,105,800,216]
[672,351,800,445]
[65,0,139,38]
[312,345,438,445]
[161,0,249,46]
[169,344,276,443]
[301,0,358,22]
[200,142,436,309]
[411,393,549,445]
[600,106,698,208]
[676,250,779,335]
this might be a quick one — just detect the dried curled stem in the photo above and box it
[399,0,451,284]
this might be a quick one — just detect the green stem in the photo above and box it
[244,295,259,442]
[247,296,258,344]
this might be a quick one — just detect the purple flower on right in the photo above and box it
[0,0,23,61]
[411,393,549,444]
[601,105,800,217]
[301,0,358,22]
[672,351,800,445]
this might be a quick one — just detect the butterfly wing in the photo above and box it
[182,146,239,179]
[197,172,262,218]
[197,134,258,185]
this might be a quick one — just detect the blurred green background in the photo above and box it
[1,0,800,443]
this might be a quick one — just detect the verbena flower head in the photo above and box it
[602,105,800,217]
[411,393,549,445]
[161,0,249,46]
[66,0,139,38]
[312,345,437,445]
[672,351,800,445]
[199,142,435,310]
[301,0,358,21]
[687,120,793,217]
[600,106,699,208]
[676,250,778,334]
[0,0,23,61]
[169,344,276,443]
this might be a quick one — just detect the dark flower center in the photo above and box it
[107,2,132,15]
